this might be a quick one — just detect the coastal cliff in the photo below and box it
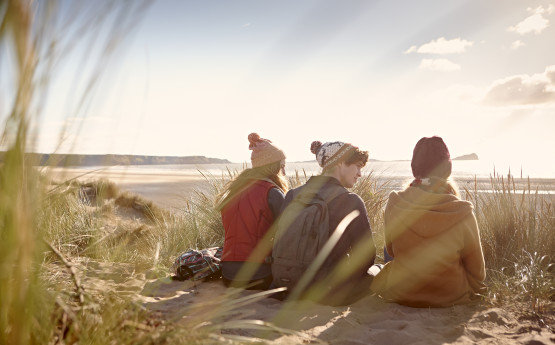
[0,153,231,166]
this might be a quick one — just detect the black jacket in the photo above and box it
[281,175,376,285]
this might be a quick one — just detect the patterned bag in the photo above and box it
[172,247,223,281]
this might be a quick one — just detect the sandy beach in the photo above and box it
[64,260,553,345]
[48,167,555,210]
[48,167,211,210]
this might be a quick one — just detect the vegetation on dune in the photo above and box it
[30,168,555,344]
[463,174,555,318]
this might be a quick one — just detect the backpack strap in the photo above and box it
[292,177,348,206]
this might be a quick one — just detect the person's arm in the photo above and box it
[461,212,486,290]
[384,197,395,258]
[342,194,376,275]
[267,187,285,219]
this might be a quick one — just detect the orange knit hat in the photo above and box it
[248,133,286,168]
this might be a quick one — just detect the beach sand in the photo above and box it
[47,167,555,210]
[137,278,553,345]
[46,167,554,344]
[65,261,553,345]
[48,167,211,210]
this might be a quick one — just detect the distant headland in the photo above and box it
[453,153,479,160]
[0,153,231,166]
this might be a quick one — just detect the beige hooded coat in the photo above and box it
[371,187,486,307]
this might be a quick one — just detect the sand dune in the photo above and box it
[59,257,552,345]
[45,167,554,344]
[133,277,551,344]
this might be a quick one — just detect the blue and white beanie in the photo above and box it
[310,141,357,170]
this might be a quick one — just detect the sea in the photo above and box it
[100,159,555,179]
[88,159,555,194]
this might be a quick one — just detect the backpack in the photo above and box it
[172,247,223,281]
[271,182,347,292]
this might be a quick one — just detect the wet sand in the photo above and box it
[47,167,555,210]
[48,167,211,210]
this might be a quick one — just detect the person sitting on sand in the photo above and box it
[271,140,378,305]
[216,133,288,290]
[370,136,486,307]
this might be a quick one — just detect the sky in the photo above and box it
[2,0,555,167]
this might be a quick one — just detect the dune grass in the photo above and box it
[463,174,554,316]
[150,168,553,320]
[31,167,554,343]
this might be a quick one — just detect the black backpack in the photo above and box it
[271,181,347,292]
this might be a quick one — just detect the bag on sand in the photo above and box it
[271,184,347,291]
[172,247,223,281]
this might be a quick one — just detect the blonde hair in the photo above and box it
[408,176,460,197]
[216,161,289,211]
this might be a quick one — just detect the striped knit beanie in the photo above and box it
[249,133,286,168]
[310,140,357,170]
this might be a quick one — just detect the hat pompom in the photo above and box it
[248,132,261,145]
[310,141,322,154]
[249,133,286,167]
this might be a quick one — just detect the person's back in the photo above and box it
[271,140,377,305]
[371,136,486,307]
[218,133,288,290]
[221,179,278,262]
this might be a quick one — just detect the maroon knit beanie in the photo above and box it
[411,136,452,179]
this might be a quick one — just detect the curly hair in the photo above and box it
[344,148,369,167]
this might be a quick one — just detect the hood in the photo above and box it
[385,187,473,238]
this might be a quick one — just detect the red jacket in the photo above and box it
[221,180,276,263]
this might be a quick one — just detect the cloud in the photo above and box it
[483,65,555,106]
[508,6,550,35]
[404,37,474,55]
[546,65,555,83]
[510,40,525,50]
[242,23,251,28]
[419,59,461,71]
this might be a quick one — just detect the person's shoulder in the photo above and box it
[284,184,303,196]
[336,191,365,206]
[256,179,276,188]
[283,184,304,202]
[386,190,402,203]
[269,186,285,198]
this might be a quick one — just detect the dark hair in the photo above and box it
[344,148,369,166]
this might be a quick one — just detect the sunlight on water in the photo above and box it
[90,159,555,180]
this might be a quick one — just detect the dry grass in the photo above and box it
[463,174,555,316]
[8,165,555,344]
